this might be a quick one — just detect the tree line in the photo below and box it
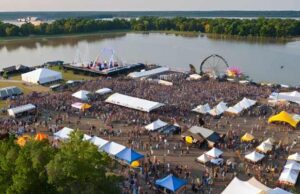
[1,16,300,38]
[0,131,120,194]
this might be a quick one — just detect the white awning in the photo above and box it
[100,142,126,156]
[21,68,62,84]
[206,147,223,158]
[105,93,164,112]
[226,103,243,114]
[145,119,168,131]
[209,101,228,116]
[268,188,292,194]
[192,103,211,114]
[7,104,36,117]
[269,91,300,104]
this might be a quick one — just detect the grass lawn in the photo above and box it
[48,66,96,81]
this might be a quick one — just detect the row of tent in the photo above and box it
[244,138,275,163]
[222,177,292,194]
[278,153,300,186]
[192,97,256,116]
[269,91,300,105]
[196,147,223,165]
[53,127,144,165]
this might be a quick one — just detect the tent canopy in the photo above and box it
[206,147,223,158]
[7,103,36,117]
[155,174,187,192]
[269,91,300,104]
[145,119,168,131]
[247,177,270,192]
[256,142,273,153]
[128,67,169,78]
[241,133,255,142]
[72,90,91,101]
[192,103,211,114]
[226,103,243,114]
[209,101,228,116]
[188,126,221,143]
[105,93,164,112]
[182,131,205,143]
[89,136,109,148]
[21,68,62,84]
[279,168,299,185]
[95,88,112,95]
[221,177,264,194]
[288,152,300,162]
[239,97,257,109]
[100,141,126,156]
[245,151,265,163]
[54,127,74,140]
[115,148,144,164]
[197,154,210,163]
[268,111,299,128]
[71,102,92,111]
[268,188,292,194]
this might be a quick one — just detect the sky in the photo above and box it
[1,0,300,11]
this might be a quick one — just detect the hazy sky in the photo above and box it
[1,0,300,11]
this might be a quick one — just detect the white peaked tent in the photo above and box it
[221,177,264,194]
[239,97,257,109]
[189,74,202,80]
[288,153,300,162]
[21,68,62,84]
[284,160,300,171]
[192,103,211,114]
[206,147,223,158]
[197,154,210,164]
[226,103,244,114]
[256,142,273,153]
[89,136,109,148]
[209,101,228,116]
[245,151,265,163]
[279,168,300,185]
[268,188,292,194]
[83,134,92,141]
[269,91,300,104]
[100,141,126,156]
[54,127,74,140]
[105,93,164,112]
[145,119,168,131]
[263,138,275,145]
[72,90,90,101]
[95,88,112,95]
[247,177,271,192]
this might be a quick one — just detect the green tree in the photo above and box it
[46,131,119,194]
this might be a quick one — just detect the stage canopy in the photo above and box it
[268,111,299,128]
[95,88,112,95]
[54,127,74,140]
[21,68,62,84]
[115,148,144,164]
[145,119,168,131]
[245,151,265,163]
[100,141,126,156]
[89,136,109,148]
[72,90,91,101]
[155,174,187,192]
[105,93,164,112]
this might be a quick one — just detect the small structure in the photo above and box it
[0,86,23,99]
[95,88,112,95]
[155,174,187,193]
[284,160,300,171]
[279,168,299,186]
[245,151,265,163]
[100,142,126,156]
[269,91,300,104]
[105,93,164,113]
[72,90,91,101]
[221,177,266,194]
[89,136,109,148]
[71,102,92,111]
[241,133,255,142]
[145,119,168,131]
[268,111,299,128]
[192,103,211,114]
[21,68,62,84]
[7,103,36,117]
[206,147,223,158]
[288,153,300,162]
[115,148,144,164]
[268,187,292,194]
[53,127,74,140]
[128,67,169,79]
[256,142,273,153]
[209,101,228,116]
[197,154,210,164]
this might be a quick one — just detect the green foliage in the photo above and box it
[1,17,300,38]
[0,132,119,194]
[2,71,8,79]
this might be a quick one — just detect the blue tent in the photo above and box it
[115,148,144,164]
[155,174,187,192]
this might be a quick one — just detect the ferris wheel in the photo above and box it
[200,54,229,78]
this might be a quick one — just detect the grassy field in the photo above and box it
[48,66,96,81]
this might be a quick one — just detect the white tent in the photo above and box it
[189,74,202,80]
[89,136,109,148]
[206,147,223,158]
[268,188,292,194]
[21,68,62,84]
[72,90,90,101]
[100,141,126,156]
[192,103,211,114]
[269,91,300,104]
[245,151,265,163]
[54,127,74,140]
[95,88,112,95]
[83,134,92,141]
[197,154,210,164]
[105,93,164,112]
[239,97,257,109]
[263,138,275,145]
[145,119,168,131]
[226,103,244,114]
[247,177,271,192]
[256,142,273,153]
[284,160,300,171]
[279,168,300,185]
[209,101,228,116]
[7,103,36,117]
[128,67,169,78]
[288,152,300,162]
[221,177,264,194]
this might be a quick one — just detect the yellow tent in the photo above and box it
[241,133,255,142]
[34,133,48,141]
[185,136,193,144]
[131,161,140,168]
[17,135,31,147]
[268,111,299,128]
[81,103,92,111]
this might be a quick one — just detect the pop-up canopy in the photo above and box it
[245,151,265,163]
[115,148,144,164]
[72,90,91,101]
[145,119,168,131]
[100,141,126,156]
[206,147,223,158]
[89,136,109,148]
[268,111,299,128]
[155,174,187,192]
[241,133,255,142]
[54,127,74,140]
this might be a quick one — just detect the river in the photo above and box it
[0,32,299,86]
